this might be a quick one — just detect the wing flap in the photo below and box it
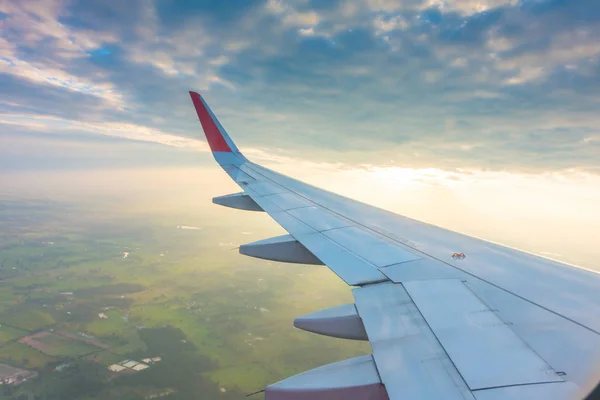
[473,382,580,400]
[353,283,475,400]
[293,231,388,285]
[404,279,563,390]
[381,258,466,282]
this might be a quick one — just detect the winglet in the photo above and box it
[189,91,241,154]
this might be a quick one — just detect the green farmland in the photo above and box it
[0,194,369,399]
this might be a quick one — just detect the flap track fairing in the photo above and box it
[212,192,263,212]
[239,234,324,265]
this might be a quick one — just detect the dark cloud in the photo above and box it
[155,0,265,27]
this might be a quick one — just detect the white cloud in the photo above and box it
[134,3,160,42]
[373,14,409,34]
[126,3,211,77]
[123,3,252,85]
[364,0,517,14]
[225,40,251,52]
[298,27,315,36]
[583,135,600,144]
[363,0,405,12]
[129,48,181,76]
[265,0,285,14]
[209,56,230,66]
[449,57,468,68]
[486,34,514,53]
[283,11,320,27]
[503,66,546,85]
[0,112,209,151]
[485,17,600,86]
[1,0,599,177]
[264,0,321,30]
[0,55,125,108]
[207,75,236,91]
[0,0,116,55]
[0,0,124,106]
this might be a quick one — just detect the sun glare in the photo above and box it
[261,159,600,270]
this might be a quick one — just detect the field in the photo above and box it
[0,326,28,344]
[19,331,102,357]
[0,192,370,399]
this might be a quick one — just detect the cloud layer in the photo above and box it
[1,0,599,173]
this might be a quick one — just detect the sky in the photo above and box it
[1,0,599,268]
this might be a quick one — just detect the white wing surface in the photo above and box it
[189,91,600,400]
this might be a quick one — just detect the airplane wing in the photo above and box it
[188,91,600,400]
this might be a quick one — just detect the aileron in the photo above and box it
[295,231,388,286]
[353,283,475,400]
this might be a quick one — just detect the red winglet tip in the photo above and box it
[189,91,232,153]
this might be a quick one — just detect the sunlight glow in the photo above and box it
[260,159,600,270]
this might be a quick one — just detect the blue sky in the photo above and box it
[1,0,599,173]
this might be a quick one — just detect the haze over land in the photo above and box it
[0,165,372,398]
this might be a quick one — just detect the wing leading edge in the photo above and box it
[188,91,600,400]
